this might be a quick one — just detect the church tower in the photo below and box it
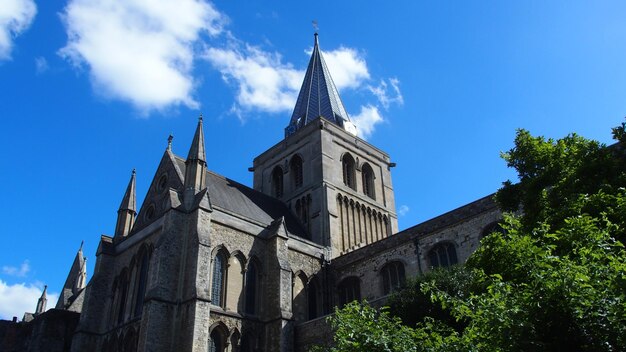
[253,33,398,258]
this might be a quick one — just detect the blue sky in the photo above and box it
[1,0,624,319]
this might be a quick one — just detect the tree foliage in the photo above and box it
[386,265,479,330]
[495,123,626,239]
[316,121,626,352]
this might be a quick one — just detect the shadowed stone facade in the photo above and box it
[2,34,502,352]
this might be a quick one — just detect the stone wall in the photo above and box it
[330,194,501,307]
[294,315,333,352]
[0,310,79,352]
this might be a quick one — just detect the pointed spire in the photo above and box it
[118,169,137,212]
[35,285,47,315]
[75,256,87,293]
[115,170,137,238]
[184,115,208,208]
[56,243,88,309]
[187,114,206,163]
[285,33,357,138]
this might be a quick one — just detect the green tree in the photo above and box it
[387,265,479,330]
[495,123,626,239]
[317,121,626,352]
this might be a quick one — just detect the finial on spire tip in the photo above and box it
[80,240,84,250]
[167,134,173,150]
[132,168,136,175]
[199,113,203,122]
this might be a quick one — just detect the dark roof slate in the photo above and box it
[174,156,307,237]
[285,33,356,138]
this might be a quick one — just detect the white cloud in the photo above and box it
[351,105,384,139]
[205,43,372,119]
[0,280,58,320]
[34,56,48,73]
[0,0,37,60]
[59,0,226,112]
[204,44,303,115]
[398,205,410,217]
[321,47,369,90]
[2,260,30,277]
[368,78,403,109]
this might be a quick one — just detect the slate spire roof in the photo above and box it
[55,243,87,309]
[285,33,357,138]
[118,169,137,213]
[35,285,47,314]
[187,115,206,163]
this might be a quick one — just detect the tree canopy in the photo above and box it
[316,121,626,352]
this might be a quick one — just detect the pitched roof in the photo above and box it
[285,33,357,138]
[174,157,307,237]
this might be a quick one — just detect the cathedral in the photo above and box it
[1,34,501,352]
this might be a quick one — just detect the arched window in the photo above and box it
[481,221,504,238]
[245,261,258,315]
[342,154,356,190]
[133,252,149,317]
[209,328,225,352]
[308,277,322,319]
[337,277,361,307]
[295,195,311,225]
[381,261,405,295]
[290,155,303,189]
[211,252,226,307]
[226,255,244,312]
[429,242,458,268]
[117,271,128,324]
[271,166,283,198]
[230,330,241,352]
[108,281,118,327]
[361,163,375,199]
[293,273,308,322]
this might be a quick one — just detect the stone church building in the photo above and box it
[1,34,501,352]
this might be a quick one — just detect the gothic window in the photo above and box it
[144,204,156,221]
[209,328,225,352]
[429,242,458,268]
[245,261,258,315]
[290,154,304,189]
[225,256,244,312]
[381,261,405,295]
[117,272,128,324]
[230,330,241,352]
[157,174,168,193]
[342,153,356,190]
[308,278,322,319]
[337,276,361,307]
[108,281,118,327]
[211,252,226,308]
[133,252,149,317]
[293,273,308,322]
[361,163,375,199]
[272,166,283,198]
[295,196,310,223]
[481,221,504,238]
[295,199,302,222]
